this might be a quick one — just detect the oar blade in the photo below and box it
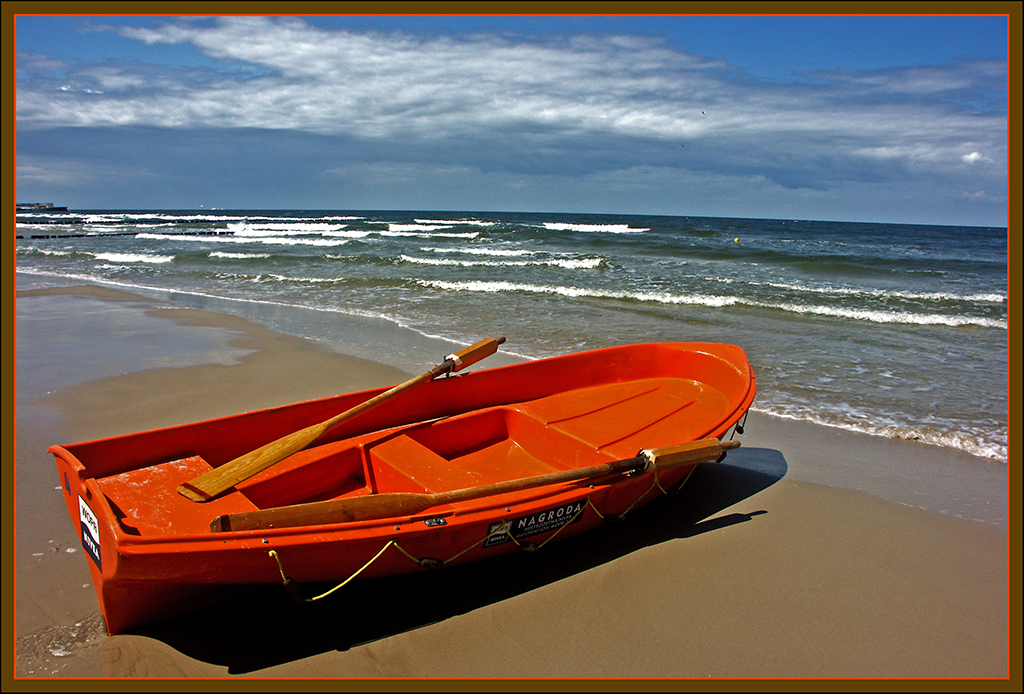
[178,422,327,502]
[177,336,507,502]
[446,336,506,372]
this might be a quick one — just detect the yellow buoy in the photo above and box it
[734,237,739,242]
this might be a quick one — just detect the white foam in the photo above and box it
[746,300,1007,329]
[381,228,480,238]
[543,222,647,233]
[716,277,1006,304]
[401,255,601,269]
[93,252,174,264]
[414,218,496,226]
[137,232,351,248]
[421,246,531,257]
[209,251,271,259]
[419,279,736,307]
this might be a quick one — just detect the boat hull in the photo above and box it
[49,342,756,634]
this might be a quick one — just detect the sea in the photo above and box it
[15,209,1008,467]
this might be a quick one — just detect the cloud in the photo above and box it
[961,189,997,202]
[14,17,1007,223]
[962,151,993,164]
[16,152,158,188]
[808,60,1006,97]
[102,17,722,143]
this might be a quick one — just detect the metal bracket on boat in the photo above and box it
[628,450,649,476]
[438,336,505,379]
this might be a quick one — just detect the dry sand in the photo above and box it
[9,283,1014,684]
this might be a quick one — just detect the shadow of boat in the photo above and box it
[131,448,787,673]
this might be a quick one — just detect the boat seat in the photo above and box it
[369,434,481,494]
[97,455,259,537]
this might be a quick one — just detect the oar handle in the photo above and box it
[177,336,506,503]
[210,437,739,532]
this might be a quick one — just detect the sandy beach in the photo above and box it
[10,282,1013,683]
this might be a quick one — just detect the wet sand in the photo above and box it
[10,283,1012,682]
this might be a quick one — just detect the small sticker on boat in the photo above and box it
[78,496,101,571]
[484,500,587,547]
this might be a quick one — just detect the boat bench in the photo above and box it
[368,434,482,495]
[367,407,569,495]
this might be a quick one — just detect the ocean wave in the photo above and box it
[93,252,174,264]
[228,222,350,235]
[414,218,496,226]
[78,225,141,234]
[747,300,1007,329]
[751,404,1007,463]
[74,213,364,225]
[543,222,647,233]
[89,213,249,223]
[15,223,77,232]
[420,246,532,257]
[381,228,480,239]
[209,251,271,259]
[211,271,387,288]
[18,247,78,257]
[418,279,1005,328]
[418,279,736,307]
[136,232,352,248]
[401,255,601,269]
[716,277,1006,304]
[264,273,342,284]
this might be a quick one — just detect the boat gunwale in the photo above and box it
[52,342,753,460]
[51,341,756,546]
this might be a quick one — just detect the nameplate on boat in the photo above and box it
[78,496,101,571]
[484,500,587,547]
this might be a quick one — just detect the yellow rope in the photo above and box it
[443,521,515,563]
[268,549,288,582]
[391,540,423,564]
[268,539,398,602]
[266,458,706,603]
[616,469,664,517]
[532,498,596,549]
[667,462,699,496]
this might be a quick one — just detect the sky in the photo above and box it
[12,11,1011,226]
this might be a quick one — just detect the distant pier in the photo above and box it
[16,202,69,212]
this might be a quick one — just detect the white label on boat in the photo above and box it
[484,500,587,547]
[78,496,101,571]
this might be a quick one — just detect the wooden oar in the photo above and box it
[178,336,507,503]
[210,438,739,532]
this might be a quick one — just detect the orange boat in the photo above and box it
[49,339,756,635]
